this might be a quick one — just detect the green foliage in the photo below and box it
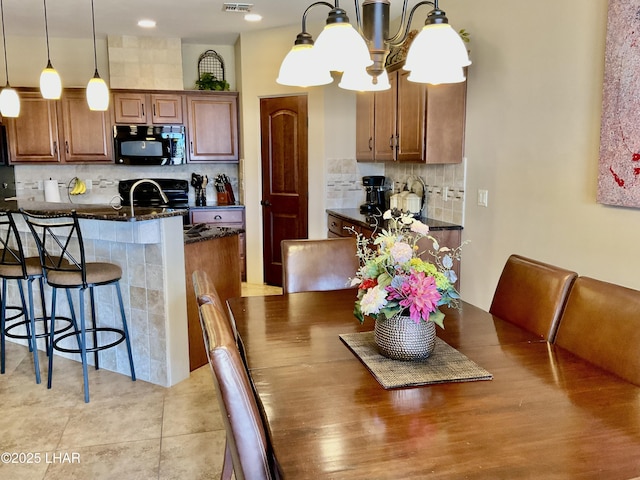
[459,29,471,44]
[195,72,230,91]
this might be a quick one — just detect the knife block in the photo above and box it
[216,191,229,205]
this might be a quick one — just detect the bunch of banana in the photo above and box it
[70,177,87,195]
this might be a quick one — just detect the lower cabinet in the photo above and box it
[190,207,246,280]
[327,212,462,286]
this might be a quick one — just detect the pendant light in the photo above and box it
[0,0,19,117]
[86,0,109,111]
[39,0,62,99]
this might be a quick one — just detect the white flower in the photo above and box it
[390,242,413,264]
[360,285,388,315]
[383,210,393,220]
[410,220,430,236]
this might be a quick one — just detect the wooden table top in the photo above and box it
[228,289,640,480]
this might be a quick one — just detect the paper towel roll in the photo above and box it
[44,179,61,203]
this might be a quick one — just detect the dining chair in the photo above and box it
[0,211,73,383]
[198,298,277,480]
[281,237,359,294]
[21,210,136,403]
[489,254,577,342]
[554,276,640,387]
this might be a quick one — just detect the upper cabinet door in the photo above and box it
[113,92,147,124]
[6,92,60,163]
[151,94,183,124]
[60,90,113,163]
[423,81,467,164]
[186,93,239,162]
[373,73,397,162]
[355,92,374,162]
[396,70,426,163]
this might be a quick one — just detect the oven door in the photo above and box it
[114,125,186,165]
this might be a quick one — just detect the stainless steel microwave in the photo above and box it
[114,125,186,165]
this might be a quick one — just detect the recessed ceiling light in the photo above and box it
[244,13,262,22]
[137,19,156,28]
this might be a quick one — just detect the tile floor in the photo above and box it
[0,283,281,480]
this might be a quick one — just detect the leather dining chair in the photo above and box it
[281,237,359,294]
[199,299,277,480]
[489,254,577,342]
[554,276,640,387]
[21,210,136,403]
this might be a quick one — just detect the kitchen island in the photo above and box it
[0,200,239,387]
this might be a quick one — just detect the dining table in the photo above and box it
[227,288,640,480]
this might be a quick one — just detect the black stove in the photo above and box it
[118,178,189,208]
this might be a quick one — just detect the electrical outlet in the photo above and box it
[85,179,93,190]
[477,189,488,207]
[443,186,450,201]
[37,180,43,190]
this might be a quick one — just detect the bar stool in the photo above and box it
[0,211,73,383]
[21,210,136,403]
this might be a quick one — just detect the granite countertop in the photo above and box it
[327,208,462,231]
[183,224,244,244]
[0,200,187,222]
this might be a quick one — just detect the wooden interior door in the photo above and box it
[260,95,308,286]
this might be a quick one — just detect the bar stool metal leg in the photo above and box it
[116,282,136,381]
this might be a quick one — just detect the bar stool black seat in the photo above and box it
[0,211,73,383]
[21,210,136,402]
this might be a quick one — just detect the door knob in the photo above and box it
[260,200,272,207]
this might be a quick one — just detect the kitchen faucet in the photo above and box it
[129,178,169,216]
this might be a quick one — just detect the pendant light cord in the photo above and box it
[90,0,98,72]
[0,0,10,85]
[43,0,52,62]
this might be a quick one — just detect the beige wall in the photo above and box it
[238,0,640,308]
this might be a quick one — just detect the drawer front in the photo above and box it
[327,214,344,236]
[191,209,244,225]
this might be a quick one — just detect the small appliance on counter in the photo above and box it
[360,175,387,214]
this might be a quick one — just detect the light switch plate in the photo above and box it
[477,189,488,207]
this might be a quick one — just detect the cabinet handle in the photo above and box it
[190,141,194,154]
[53,141,57,155]
[141,104,145,117]
[389,136,394,150]
[214,215,222,220]
[65,141,69,154]
[153,103,156,117]
[368,137,372,151]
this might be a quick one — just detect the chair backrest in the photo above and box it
[0,211,28,278]
[199,300,274,480]
[281,237,359,294]
[554,277,640,387]
[489,254,577,341]
[20,210,87,284]
[193,269,225,309]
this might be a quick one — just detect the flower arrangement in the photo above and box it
[350,209,463,328]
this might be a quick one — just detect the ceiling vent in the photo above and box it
[223,3,253,13]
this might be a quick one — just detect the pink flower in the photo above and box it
[389,271,441,323]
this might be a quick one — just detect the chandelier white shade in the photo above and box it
[339,66,390,91]
[0,85,19,117]
[313,22,372,73]
[278,1,470,92]
[277,44,333,87]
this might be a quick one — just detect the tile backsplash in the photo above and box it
[14,164,240,207]
[326,158,466,226]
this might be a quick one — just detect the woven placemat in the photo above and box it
[339,331,493,389]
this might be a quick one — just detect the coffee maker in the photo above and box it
[360,176,386,214]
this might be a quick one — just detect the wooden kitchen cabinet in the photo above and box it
[6,89,113,164]
[190,207,246,280]
[186,92,239,162]
[113,91,184,124]
[356,67,466,164]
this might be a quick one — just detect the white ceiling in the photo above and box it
[2,0,407,45]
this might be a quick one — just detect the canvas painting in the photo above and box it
[598,0,640,207]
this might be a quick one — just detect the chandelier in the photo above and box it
[277,0,470,91]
